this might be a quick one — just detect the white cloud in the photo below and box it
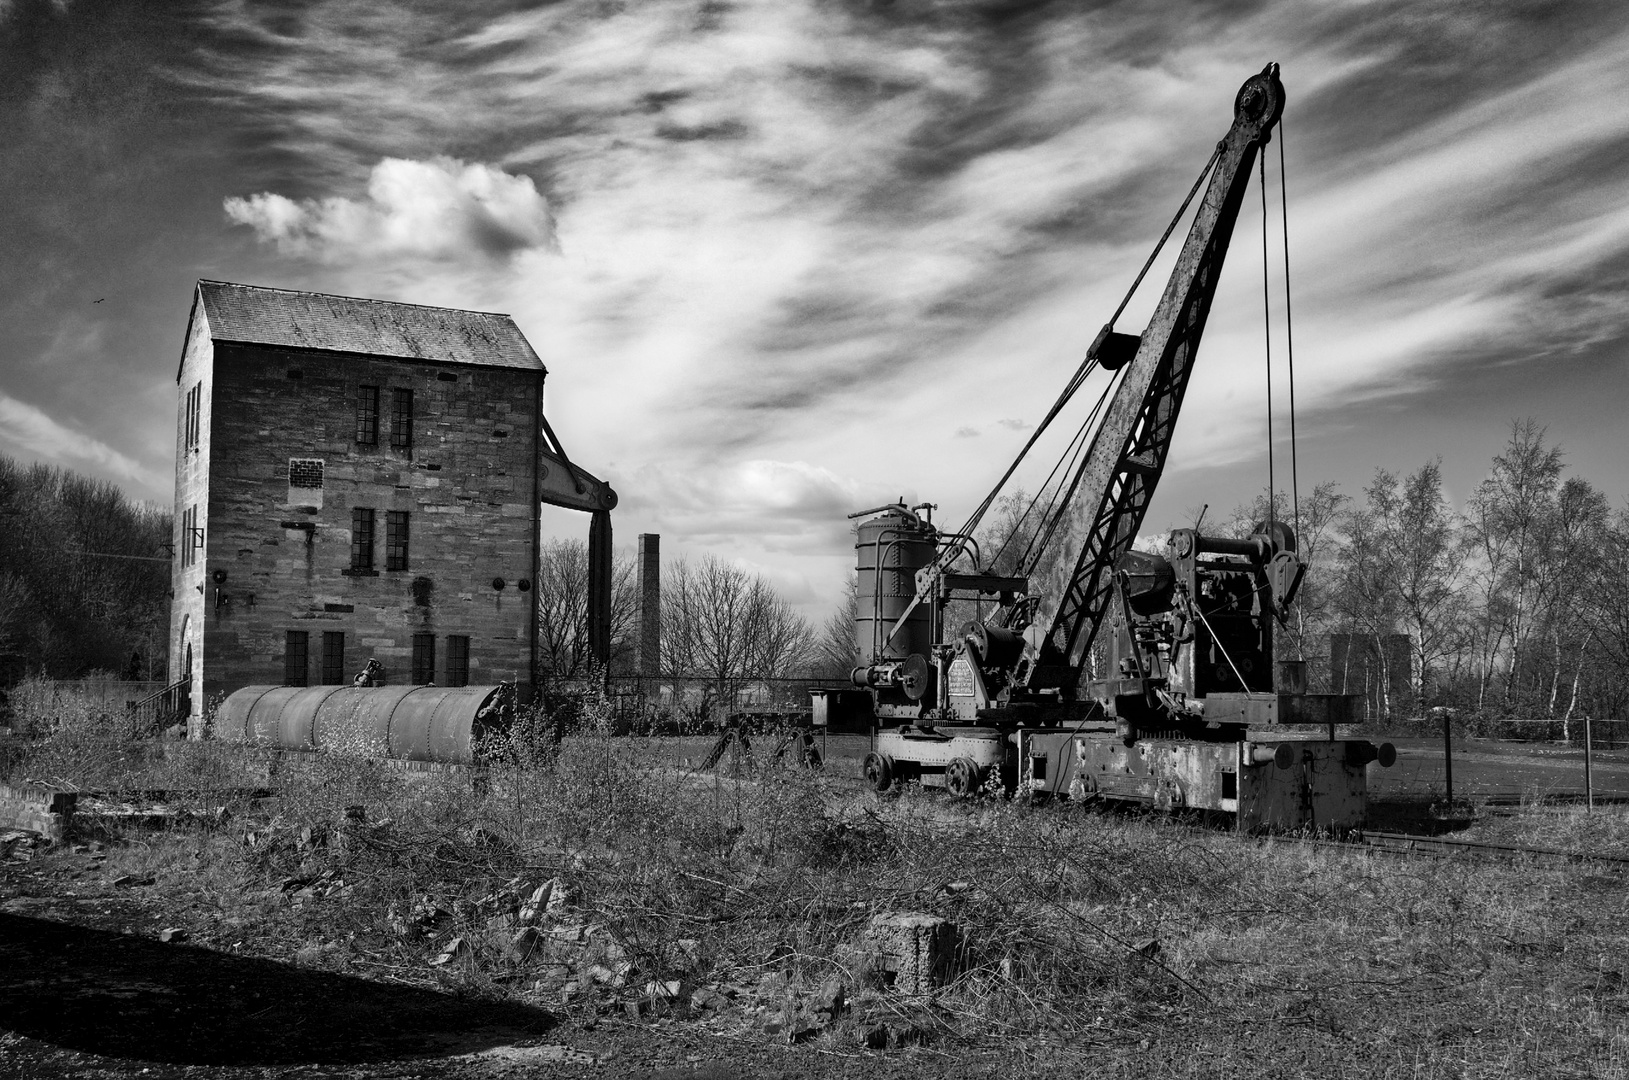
[0,392,164,490]
[224,157,554,263]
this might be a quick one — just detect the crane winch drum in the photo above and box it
[854,507,938,666]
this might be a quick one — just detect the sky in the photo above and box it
[3,0,1628,621]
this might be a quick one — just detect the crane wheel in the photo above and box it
[863,752,894,793]
[945,757,983,798]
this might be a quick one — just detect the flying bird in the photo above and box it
[93,298,104,303]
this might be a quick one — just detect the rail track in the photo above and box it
[1349,830,1629,872]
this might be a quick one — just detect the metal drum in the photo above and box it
[214,684,508,764]
[854,507,937,663]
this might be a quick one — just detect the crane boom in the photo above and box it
[1019,64,1285,691]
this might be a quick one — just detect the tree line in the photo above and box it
[0,456,173,686]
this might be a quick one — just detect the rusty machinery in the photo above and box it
[823,65,1395,831]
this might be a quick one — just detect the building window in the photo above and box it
[390,388,413,451]
[356,385,380,445]
[385,511,409,571]
[446,635,469,687]
[285,631,309,687]
[322,632,346,685]
[183,382,202,452]
[351,508,375,571]
[181,505,200,568]
[412,633,435,685]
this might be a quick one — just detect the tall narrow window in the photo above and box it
[411,633,435,685]
[356,385,380,445]
[322,632,346,685]
[183,383,202,452]
[181,506,200,568]
[385,511,409,571]
[351,508,375,571]
[390,388,413,451]
[285,631,309,687]
[446,635,470,688]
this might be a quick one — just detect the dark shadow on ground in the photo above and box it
[1367,796,1478,836]
[0,913,552,1066]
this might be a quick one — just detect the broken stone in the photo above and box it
[863,912,960,994]
[429,937,469,967]
[516,880,555,926]
[1132,937,1161,960]
[673,938,702,967]
[158,928,188,943]
[643,979,686,1001]
[586,963,619,986]
[509,926,541,961]
[689,987,730,1012]
[811,978,847,1021]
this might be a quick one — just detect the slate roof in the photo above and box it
[191,280,544,373]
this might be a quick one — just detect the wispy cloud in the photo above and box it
[0,391,163,489]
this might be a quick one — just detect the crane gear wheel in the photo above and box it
[945,757,983,798]
[863,752,895,794]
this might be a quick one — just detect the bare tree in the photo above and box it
[661,555,814,686]
[815,571,859,679]
[1464,420,1564,704]
[534,538,636,678]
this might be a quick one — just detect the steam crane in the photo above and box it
[827,64,1395,830]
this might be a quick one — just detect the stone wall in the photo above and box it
[183,330,543,712]
[0,781,76,841]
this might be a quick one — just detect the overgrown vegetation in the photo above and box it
[6,694,1628,1076]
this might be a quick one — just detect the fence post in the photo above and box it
[1442,710,1454,808]
[1584,716,1593,813]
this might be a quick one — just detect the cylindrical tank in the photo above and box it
[215,684,508,765]
[854,507,938,663]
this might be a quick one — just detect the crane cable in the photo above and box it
[954,144,1224,565]
[1280,120,1301,546]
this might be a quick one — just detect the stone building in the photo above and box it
[171,280,615,732]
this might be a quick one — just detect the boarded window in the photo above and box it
[351,508,375,571]
[285,631,309,687]
[322,632,346,685]
[412,633,435,685]
[390,388,413,451]
[356,385,380,445]
[446,635,469,688]
[385,511,409,571]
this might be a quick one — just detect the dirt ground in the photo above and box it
[4,734,1628,1079]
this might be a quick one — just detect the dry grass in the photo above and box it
[6,702,1629,1078]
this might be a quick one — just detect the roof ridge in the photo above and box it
[196,279,514,319]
